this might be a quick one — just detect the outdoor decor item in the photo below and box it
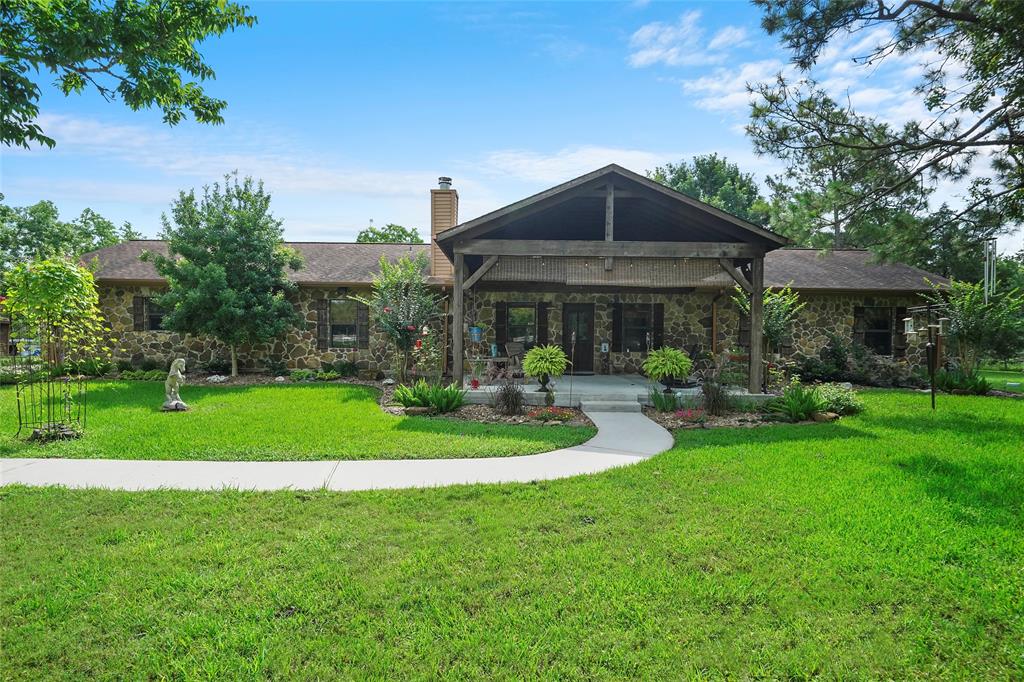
[162,358,190,411]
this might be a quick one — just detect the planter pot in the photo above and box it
[468,326,483,343]
[658,376,676,394]
[536,373,550,392]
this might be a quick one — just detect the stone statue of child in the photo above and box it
[162,358,189,411]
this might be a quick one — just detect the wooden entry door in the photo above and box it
[562,303,595,374]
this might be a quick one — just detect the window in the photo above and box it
[622,304,653,352]
[145,298,166,332]
[507,306,537,347]
[862,307,893,355]
[330,299,358,349]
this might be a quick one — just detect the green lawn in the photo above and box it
[2,391,1022,679]
[0,381,595,460]
[979,368,1024,393]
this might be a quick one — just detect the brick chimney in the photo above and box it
[430,176,458,281]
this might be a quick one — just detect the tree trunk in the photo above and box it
[230,344,238,377]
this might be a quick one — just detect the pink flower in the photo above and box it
[406,325,416,331]
[383,307,391,313]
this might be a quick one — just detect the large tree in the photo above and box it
[145,174,302,377]
[0,197,140,288]
[1,0,256,149]
[750,0,1023,249]
[648,154,769,224]
[355,223,423,244]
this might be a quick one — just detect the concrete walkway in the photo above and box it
[0,411,673,492]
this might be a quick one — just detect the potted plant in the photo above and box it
[522,344,570,393]
[642,347,693,393]
[470,359,485,389]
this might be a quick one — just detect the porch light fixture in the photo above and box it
[938,317,950,335]
[903,317,915,335]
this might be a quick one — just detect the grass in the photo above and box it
[0,381,595,461]
[978,368,1024,393]
[2,391,1023,679]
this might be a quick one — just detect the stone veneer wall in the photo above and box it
[98,284,395,373]
[466,288,929,372]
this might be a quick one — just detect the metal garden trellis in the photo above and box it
[11,315,88,440]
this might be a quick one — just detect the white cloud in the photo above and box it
[681,59,788,113]
[707,26,748,52]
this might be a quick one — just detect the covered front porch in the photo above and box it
[435,164,789,394]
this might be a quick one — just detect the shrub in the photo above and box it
[204,355,233,375]
[490,380,525,416]
[315,370,340,381]
[290,369,315,382]
[139,358,165,372]
[266,357,288,377]
[816,383,865,415]
[934,369,991,395]
[527,406,574,422]
[426,383,466,413]
[648,388,680,413]
[121,369,164,381]
[115,359,134,373]
[522,345,570,387]
[332,360,359,377]
[768,379,826,422]
[642,347,693,384]
[701,379,732,416]
[393,379,433,408]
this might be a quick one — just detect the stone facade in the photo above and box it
[99,283,930,376]
[99,284,396,374]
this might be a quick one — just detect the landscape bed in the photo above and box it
[0,381,596,461]
[2,391,1022,679]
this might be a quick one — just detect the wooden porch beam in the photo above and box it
[454,239,763,259]
[461,255,498,291]
[748,256,765,395]
[604,183,614,270]
[718,258,752,293]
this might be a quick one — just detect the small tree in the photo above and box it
[732,284,805,355]
[927,280,1024,375]
[352,253,440,382]
[146,174,302,377]
[355,223,423,244]
[2,257,109,367]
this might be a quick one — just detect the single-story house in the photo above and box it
[83,164,947,391]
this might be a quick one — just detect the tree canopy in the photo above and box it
[355,223,423,244]
[0,197,140,289]
[648,154,769,224]
[1,0,256,148]
[749,0,1024,245]
[145,174,302,377]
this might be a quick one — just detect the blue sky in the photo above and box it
[3,1,1020,252]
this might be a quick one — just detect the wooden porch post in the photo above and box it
[604,183,614,271]
[452,252,465,388]
[748,256,764,394]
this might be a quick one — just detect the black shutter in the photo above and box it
[536,302,549,345]
[132,296,146,331]
[494,302,508,345]
[738,309,751,349]
[893,306,908,358]
[356,302,370,350]
[315,299,329,351]
[852,306,866,346]
[611,302,623,352]
[651,303,664,348]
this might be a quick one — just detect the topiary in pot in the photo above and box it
[642,347,693,393]
[522,344,570,392]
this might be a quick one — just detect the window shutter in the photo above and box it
[315,299,329,351]
[651,303,664,348]
[494,302,508,345]
[356,302,370,349]
[536,302,549,345]
[738,309,751,348]
[132,296,146,331]
[611,302,622,352]
[892,306,908,358]
[852,306,866,346]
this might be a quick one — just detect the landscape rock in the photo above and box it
[404,406,433,416]
[812,411,840,422]
[207,375,228,384]
[275,376,286,383]
[382,378,396,386]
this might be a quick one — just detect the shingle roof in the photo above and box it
[82,240,431,286]
[82,241,947,292]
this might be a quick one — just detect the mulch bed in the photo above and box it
[642,406,778,431]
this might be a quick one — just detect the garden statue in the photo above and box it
[162,358,189,411]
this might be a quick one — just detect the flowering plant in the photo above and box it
[527,406,574,422]
[674,407,706,423]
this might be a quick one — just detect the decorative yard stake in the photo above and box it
[162,358,190,411]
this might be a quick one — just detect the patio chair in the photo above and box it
[504,342,526,380]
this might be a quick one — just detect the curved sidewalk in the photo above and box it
[0,411,673,492]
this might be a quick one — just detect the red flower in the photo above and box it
[415,339,423,349]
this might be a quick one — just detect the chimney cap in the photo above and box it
[438,176,452,190]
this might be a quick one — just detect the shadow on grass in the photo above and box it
[892,453,1023,526]
[78,380,379,410]
[863,411,1023,441]
[391,414,597,446]
[672,420,876,449]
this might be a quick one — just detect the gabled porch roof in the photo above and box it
[434,164,788,261]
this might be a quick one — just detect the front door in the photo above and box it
[562,303,595,374]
